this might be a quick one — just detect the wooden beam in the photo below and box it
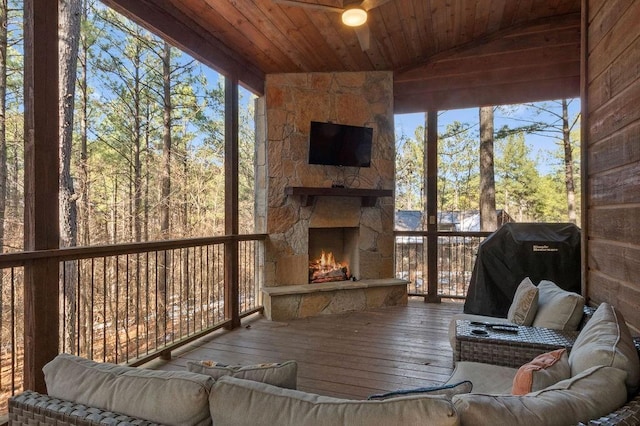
[99,0,265,95]
[425,111,440,303]
[396,76,580,112]
[23,0,60,393]
[580,0,589,298]
[224,75,240,329]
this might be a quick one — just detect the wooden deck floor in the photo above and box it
[149,299,464,400]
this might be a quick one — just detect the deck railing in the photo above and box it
[0,234,265,415]
[395,231,491,298]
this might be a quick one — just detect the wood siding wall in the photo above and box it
[585,0,640,331]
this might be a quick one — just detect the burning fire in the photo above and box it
[309,250,351,283]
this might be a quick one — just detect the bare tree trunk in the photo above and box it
[161,41,172,238]
[0,0,6,389]
[479,106,497,231]
[158,41,172,334]
[561,99,577,224]
[133,46,142,242]
[111,177,118,244]
[78,0,89,247]
[0,0,8,253]
[59,0,82,352]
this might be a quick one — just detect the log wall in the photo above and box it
[585,0,640,331]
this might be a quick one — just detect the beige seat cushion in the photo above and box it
[209,375,460,426]
[43,353,213,426]
[187,360,297,389]
[532,280,584,330]
[452,365,628,426]
[445,361,518,395]
[569,302,640,394]
[507,277,539,326]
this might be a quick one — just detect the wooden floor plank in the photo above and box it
[148,299,464,399]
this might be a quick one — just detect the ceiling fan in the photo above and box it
[273,0,393,51]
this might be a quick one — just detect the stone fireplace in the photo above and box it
[255,71,408,320]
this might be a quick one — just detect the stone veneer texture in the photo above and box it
[257,71,395,288]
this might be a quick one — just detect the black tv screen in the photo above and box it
[308,121,373,167]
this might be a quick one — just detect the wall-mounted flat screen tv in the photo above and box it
[308,121,373,167]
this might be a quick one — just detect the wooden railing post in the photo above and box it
[425,111,441,303]
[23,0,60,392]
[224,74,240,328]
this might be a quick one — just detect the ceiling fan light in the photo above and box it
[342,8,367,27]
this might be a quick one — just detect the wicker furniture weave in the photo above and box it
[454,320,580,368]
[9,390,156,426]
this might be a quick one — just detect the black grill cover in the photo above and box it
[463,223,581,318]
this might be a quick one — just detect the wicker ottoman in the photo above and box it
[454,319,579,368]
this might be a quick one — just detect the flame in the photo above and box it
[309,250,350,283]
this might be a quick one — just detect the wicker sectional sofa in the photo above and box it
[9,303,640,425]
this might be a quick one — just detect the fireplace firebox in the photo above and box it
[308,227,359,284]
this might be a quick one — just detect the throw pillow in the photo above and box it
[187,359,297,389]
[368,381,472,400]
[532,280,585,330]
[507,277,539,325]
[569,302,640,394]
[512,348,570,395]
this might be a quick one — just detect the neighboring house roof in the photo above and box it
[395,210,514,232]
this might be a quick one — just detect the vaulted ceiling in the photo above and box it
[101,0,581,112]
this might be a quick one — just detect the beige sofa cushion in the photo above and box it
[187,360,297,389]
[507,277,539,326]
[452,365,628,426]
[512,348,570,395]
[43,353,213,426]
[209,375,460,426]
[532,280,584,330]
[445,361,518,395]
[569,302,640,394]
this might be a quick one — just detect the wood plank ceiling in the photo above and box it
[101,0,581,112]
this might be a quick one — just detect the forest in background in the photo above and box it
[0,0,257,255]
[0,2,581,254]
[394,100,581,228]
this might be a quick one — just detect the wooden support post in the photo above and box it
[224,74,240,329]
[23,0,60,392]
[425,111,441,303]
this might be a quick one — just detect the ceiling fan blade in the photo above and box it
[273,0,344,13]
[354,23,370,51]
[359,0,393,11]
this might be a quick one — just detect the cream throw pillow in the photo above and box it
[507,277,539,326]
[569,302,640,394]
[532,280,584,330]
[512,348,570,395]
[187,360,297,389]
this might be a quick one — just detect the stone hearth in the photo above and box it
[262,279,408,321]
